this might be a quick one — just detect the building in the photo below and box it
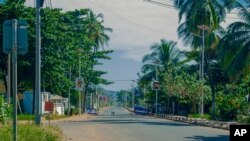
[42,92,68,115]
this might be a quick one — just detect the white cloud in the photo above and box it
[26,0,240,90]
[26,0,239,62]
[48,0,181,61]
[26,0,184,61]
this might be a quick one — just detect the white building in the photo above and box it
[42,92,68,115]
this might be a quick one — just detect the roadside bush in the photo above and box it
[188,113,211,120]
[238,113,250,123]
[214,88,248,121]
[71,107,79,115]
[238,104,250,123]
[0,96,11,125]
[0,124,63,141]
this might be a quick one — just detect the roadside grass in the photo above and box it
[0,124,63,141]
[45,115,69,120]
[188,113,211,120]
[17,114,35,121]
[16,114,69,121]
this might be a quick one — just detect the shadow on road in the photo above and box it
[185,135,229,141]
[70,118,191,127]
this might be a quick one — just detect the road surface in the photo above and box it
[56,107,229,141]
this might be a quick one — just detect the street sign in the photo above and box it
[3,20,28,54]
[75,78,84,91]
[45,102,54,112]
[151,81,160,90]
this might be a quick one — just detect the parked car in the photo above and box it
[87,108,98,115]
[134,106,149,115]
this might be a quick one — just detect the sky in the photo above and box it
[24,0,238,91]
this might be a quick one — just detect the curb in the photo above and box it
[155,114,239,131]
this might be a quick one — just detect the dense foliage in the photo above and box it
[134,0,250,121]
[0,1,113,111]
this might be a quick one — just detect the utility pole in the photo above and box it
[155,66,158,116]
[7,54,11,104]
[131,80,135,108]
[78,49,81,115]
[132,90,134,108]
[197,25,209,117]
[95,85,97,109]
[12,19,17,141]
[68,66,71,116]
[91,84,93,109]
[97,88,99,109]
[125,90,128,108]
[35,0,43,125]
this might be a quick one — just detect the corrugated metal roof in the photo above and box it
[50,94,67,100]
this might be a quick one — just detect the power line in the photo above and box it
[88,0,178,36]
[143,0,176,9]
[144,0,243,20]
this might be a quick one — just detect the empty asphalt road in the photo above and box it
[56,107,229,141]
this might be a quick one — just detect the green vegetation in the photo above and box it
[125,0,250,122]
[188,114,211,120]
[17,114,35,121]
[0,96,11,125]
[45,115,68,120]
[0,1,113,113]
[0,124,63,141]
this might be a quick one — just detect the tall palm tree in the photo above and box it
[219,2,250,81]
[174,0,229,47]
[85,10,113,52]
[173,0,237,118]
[141,39,183,82]
[139,39,184,113]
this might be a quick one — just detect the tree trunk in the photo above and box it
[191,100,197,113]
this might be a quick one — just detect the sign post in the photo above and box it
[75,77,84,115]
[45,101,54,126]
[152,81,160,90]
[3,19,28,141]
[151,80,160,116]
[12,19,18,141]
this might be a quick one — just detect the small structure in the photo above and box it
[42,92,68,115]
[50,94,68,115]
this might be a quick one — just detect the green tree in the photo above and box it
[219,3,250,81]
[139,39,184,113]
[0,2,113,113]
[85,10,113,52]
[173,0,239,118]
[141,39,183,82]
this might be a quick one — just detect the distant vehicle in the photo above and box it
[87,108,98,115]
[134,106,149,115]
